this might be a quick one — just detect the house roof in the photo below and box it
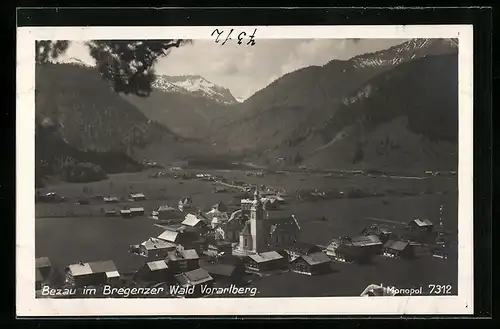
[268,216,300,235]
[384,240,409,251]
[88,260,118,274]
[130,193,146,198]
[141,238,176,251]
[180,249,199,260]
[201,262,237,277]
[284,242,321,255]
[300,251,332,266]
[36,257,51,269]
[68,260,118,277]
[166,249,199,262]
[146,260,169,271]
[350,235,382,247]
[412,218,434,227]
[120,209,131,214]
[363,225,392,235]
[67,263,93,276]
[335,244,359,257]
[157,230,179,243]
[249,251,284,263]
[212,202,228,212]
[182,214,203,227]
[130,207,145,212]
[157,205,176,212]
[228,209,242,222]
[175,268,213,286]
[106,271,120,279]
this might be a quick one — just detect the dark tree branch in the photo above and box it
[35,39,192,97]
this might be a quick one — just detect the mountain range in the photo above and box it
[211,38,459,172]
[36,38,459,181]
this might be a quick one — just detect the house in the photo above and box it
[129,193,147,201]
[65,260,120,288]
[138,237,177,261]
[174,268,214,297]
[205,240,233,257]
[262,197,279,210]
[282,242,323,262]
[408,218,434,233]
[245,251,288,272]
[200,257,246,284]
[382,240,414,259]
[165,249,200,274]
[182,214,209,233]
[120,209,132,218]
[210,213,229,229]
[36,257,52,279]
[290,251,332,275]
[35,257,52,290]
[103,196,119,203]
[216,210,246,242]
[333,244,373,263]
[157,227,200,250]
[208,202,229,215]
[105,210,118,217]
[349,235,384,255]
[156,205,181,220]
[326,237,375,263]
[412,242,432,258]
[360,224,395,243]
[157,229,181,244]
[178,198,193,212]
[130,207,145,217]
[135,260,172,283]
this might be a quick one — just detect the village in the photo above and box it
[35,168,454,298]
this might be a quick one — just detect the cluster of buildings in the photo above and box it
[325,218,448,264]
[36,187,336,297]
[36,183,450,298]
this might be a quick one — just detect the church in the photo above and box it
[236,188,301,254]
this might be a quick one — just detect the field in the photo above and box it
[35,168,458,296]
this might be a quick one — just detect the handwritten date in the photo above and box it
[211,28,257,46]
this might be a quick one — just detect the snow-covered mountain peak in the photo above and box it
[349,38,458,69]
[56,57,93,67]
[152,75,238,105]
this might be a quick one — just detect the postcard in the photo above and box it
[16,24,473,316]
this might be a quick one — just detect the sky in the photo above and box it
[58,38,408,100]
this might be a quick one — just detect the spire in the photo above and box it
[254,186,259,200]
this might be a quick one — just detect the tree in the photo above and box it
[36,39,191,97]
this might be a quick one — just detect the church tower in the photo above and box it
[250,186,266,253]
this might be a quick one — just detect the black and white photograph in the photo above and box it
[17,25,474,316]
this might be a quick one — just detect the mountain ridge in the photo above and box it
[210,39,459,171]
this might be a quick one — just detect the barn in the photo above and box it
[290,251,332,275]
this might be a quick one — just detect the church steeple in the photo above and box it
[253,186,261,205]
[249,185,265,253]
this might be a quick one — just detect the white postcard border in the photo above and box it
[16,25,474,316]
